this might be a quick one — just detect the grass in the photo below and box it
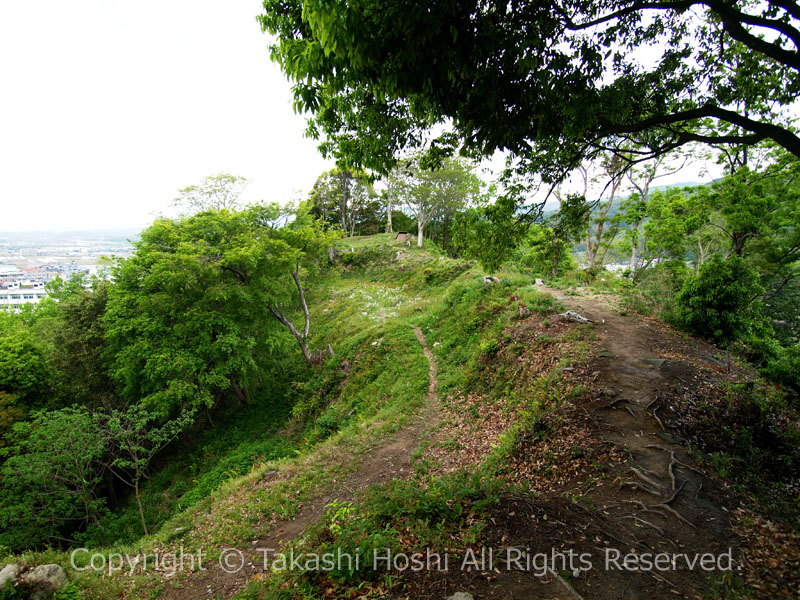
[6,237,800,599]
[230,254,583,599]
[0,235,479,598]
[78,393,296,548]
[0,235,590,600]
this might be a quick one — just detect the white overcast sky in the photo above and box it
[0,0,333,232]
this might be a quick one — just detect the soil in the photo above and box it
[400,289,753,600]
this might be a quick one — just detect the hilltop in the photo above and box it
[2,233,798,600]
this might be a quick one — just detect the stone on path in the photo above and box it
[18,564,69,600]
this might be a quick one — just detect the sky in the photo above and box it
[0,0,332,232]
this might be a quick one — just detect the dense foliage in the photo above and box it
[259,0,800,177]
[0,198,338,550]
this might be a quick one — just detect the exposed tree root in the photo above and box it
[622,515,665,535]
[645,444,670,453]
[656,502,697,529]
[605,397,631,409]
[548,568,586,600]
[651,407,666,431]
[621,480,662,497]
[668,455,677,491]
[662,479,686,505]
[630,466,663,491]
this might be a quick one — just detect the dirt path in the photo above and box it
[160,326,439,599]
[557,291,734,597]
[412,288,742,600]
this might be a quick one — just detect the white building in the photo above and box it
[0,282,48,310]
[0,264,21,284]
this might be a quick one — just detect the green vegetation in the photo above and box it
[233,265,587,599]
[2,1,800,596]
[259,0,800,216]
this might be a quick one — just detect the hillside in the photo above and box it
[2,233,798,600]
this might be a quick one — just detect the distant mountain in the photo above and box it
[540,179,713,219]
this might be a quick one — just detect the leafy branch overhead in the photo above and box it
[259,0,800,178]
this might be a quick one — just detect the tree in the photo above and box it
[104,211,272,416]
[619,152,691,273]
[254,202,341,361]
[0,329,54,410]
[381,166,408,234]
[642,187,714,267]
[392,157,481,248]
[259,0,800,182]
[576,154,628,272]
[309,168,376,236]
[174,173,248,214]
[98,405,194,537]
[516,225,577,278]
[705,167,778,257]
[0,392,24,450]
[0,407,106,549]
[48,281,117,409]
[105,205,338,418]
[544,192,588,278]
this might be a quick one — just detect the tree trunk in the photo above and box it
[551,235,560,278]
[417,221,424,248]
[231,382,248,405]
[586,230,596,270]
[270,306,312,362]
[629,223,639,272]
[291,265,310,339]
[697,237,707,268]
[269,264,314,362]
[339,172,349,232]
[135,479,148,536]
[104,469,118,509]
[386,194,393,233]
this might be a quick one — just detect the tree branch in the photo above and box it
[601,104,800,158]
[712,2,800,69]
[290,263,311,339]
[559,0,800,68]
[269,305,312,361]
[772,0,800,22]
[558,1,695,31]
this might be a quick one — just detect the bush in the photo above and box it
[624,259,689,316]
[0,408,106,550]
[674,256,763,344]
[762,343,800,396]
[515,225,576,278]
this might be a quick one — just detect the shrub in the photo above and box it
[762,343,800,396]
[0,408,106,550]
[626,260,689,315]
[674,256,763,344]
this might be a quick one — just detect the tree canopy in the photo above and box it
[259,0,800,180]
[104,203,337,417]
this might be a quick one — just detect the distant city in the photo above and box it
[0,229,140,310]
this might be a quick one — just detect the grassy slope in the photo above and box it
[0,234,473,598]
[7,233,796,599]
[231,242,579,599]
